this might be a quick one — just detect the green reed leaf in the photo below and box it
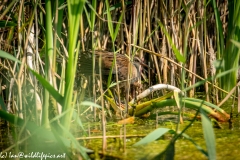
[30,69,64,106]
[200,110,216,160]
[0,49,21,63]
[158,21,186,63]
[133,128,172,146]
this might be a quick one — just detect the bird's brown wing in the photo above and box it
[78,50,139,83]
[78,50,117,76]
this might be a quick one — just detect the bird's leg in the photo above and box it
[112,89,120,105]
[129,85,134,101]
[113,88,124,107]
[125,87,130,114]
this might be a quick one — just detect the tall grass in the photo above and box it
[221,0,240,93]
[0,0,238,159]
[0,0,90,159]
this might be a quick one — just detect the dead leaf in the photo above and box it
[117,117,135,125]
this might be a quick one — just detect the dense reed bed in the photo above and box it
[0,0,239,159]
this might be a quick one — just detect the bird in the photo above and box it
[77,50,142,100]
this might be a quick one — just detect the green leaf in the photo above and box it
[200,110,216,160]
[213,59,224,70]
[158,21,185,63]
[113,10,123,41]
[165,142,175,160]
[185,98,228,114]
[58,123,91,159]
[154,97,227,117]
[103,1,132,14]
[108,81,120,88]
[30,69,64,105]
[90,0,97,30]
[0,110,56,141]
[85,0,98,30]
[0,21,17,27]
[0,96,7,111]
[173,90,181,109]
[84,6,91,29]
[58,2,67,10]
[211,0,224,58]
[133,128,171,146]
[152,141,175,160]
[0,49,21,63]
[182,133,208,156]
[105,95,120,112]
[105,0,114,38]
[72,110,85,131]
[80,101,102,108]
[230,39,240,48]
[0,110,92,159]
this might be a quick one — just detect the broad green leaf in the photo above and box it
[30,69,64,105]
[0,49,21,63]
[0,110,91,159]
[72,110,85,131]
[133,128,171,146]
[0,110,56,141]
[80,101,102,108]
[213,59,224,70]
[49,106,86,135]
[63,0,85,132]
[200,110,216,160]
[230,39,240,48]
[49,108,72,123]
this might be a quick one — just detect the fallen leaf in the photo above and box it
[117,117,135,125]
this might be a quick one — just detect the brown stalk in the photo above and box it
[131,44,235,97]
[146,0,161,85]
[188,7,197,97]
[197,0,209,101]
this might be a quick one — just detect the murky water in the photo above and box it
[0,100,239,160]
[83,102,240,160]
[83,117,239,160]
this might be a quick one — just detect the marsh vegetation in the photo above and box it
[0,0,239,159]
